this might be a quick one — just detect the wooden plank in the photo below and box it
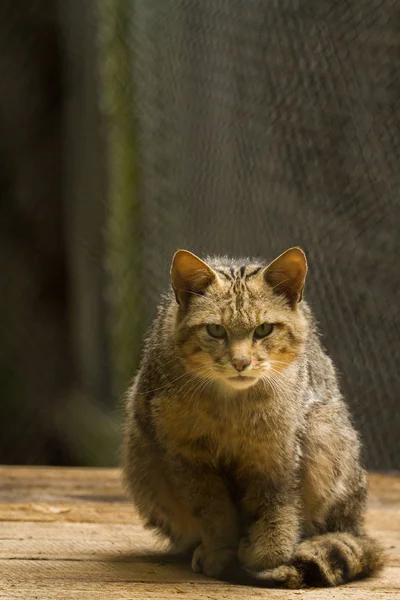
[1,503,399,528]
[0,559,398,590]
[368,473,400,505]
[0,522,398,567]
[365,508,400,531]
[0,532,157,560]
[1,467,398,504]
[0,501,137,524]
[1,505,399,528]
[0,468,399,526]
[0,585,399,600]
[0,467,399,599]
[0,466,123,499]
[0,522,162,559]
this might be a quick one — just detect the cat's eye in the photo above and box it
[254,322,273,339]
[206,323,226,339]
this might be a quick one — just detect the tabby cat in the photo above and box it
[123,247,383,588]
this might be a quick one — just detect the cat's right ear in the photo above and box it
[170,250,216,307]
[263,246,307,307]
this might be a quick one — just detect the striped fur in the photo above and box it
[123,248,384,588]
[265,533,384,588]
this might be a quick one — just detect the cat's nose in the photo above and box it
[231,356,251,372]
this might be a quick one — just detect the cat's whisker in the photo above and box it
[268,375,291,398]
[142,362,217,399]
[269,359,294,367]
[176,367,217,397]
[267,367,293,385]
[169,378,205,407]
[261,374,278,397]
[267,362,294,378]
[139,371,191,395]
[172,369,215,410]
[266,368,290,386]
[267,370,290,386]
[261,371,288,397]
[187,374,214,406]
[267,369,294,383]
[177,373,212,397]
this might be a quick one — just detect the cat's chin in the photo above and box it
[222,376,259,390]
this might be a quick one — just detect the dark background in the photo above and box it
[0,0,399,469]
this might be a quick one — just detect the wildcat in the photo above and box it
[123,247,383,588]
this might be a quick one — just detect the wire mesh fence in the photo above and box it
[131,0,400,469]
[0,0,398,468]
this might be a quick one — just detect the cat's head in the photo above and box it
[170,248,308,391]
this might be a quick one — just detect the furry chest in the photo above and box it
[157,399,290,475]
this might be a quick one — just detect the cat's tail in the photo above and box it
[223,532,384,589]
[264,532,384,588]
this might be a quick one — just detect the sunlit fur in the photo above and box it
[123,252,383,589]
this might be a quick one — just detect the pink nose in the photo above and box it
[231,356,251,372]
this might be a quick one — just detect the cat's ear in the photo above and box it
[170,250,216,306]
[263,247,307,306]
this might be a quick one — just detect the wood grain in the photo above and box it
[0,467,399,599]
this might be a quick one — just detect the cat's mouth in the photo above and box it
[228,375,256,381]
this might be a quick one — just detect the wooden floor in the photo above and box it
[0,468,399,600]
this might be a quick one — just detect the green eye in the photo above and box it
[254,323,273,339]
[206,323,226,339]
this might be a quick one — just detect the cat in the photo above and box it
[123,247,383,588]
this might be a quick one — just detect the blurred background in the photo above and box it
[0,1,399,469]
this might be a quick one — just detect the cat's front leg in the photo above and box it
[238,477,300,571]
[173,460,240,578]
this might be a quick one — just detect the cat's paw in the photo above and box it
[191,543,206,573]
[191,543,236,578]
[238,536,290,571]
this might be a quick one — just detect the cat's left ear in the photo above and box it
[170,250,216,306]
[263,247,308,307]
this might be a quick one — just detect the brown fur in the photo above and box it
[123,247,384,587]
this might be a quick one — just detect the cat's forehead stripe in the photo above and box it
[214,268,233,281]
[214,263,263,290]
[245,267,262,279]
